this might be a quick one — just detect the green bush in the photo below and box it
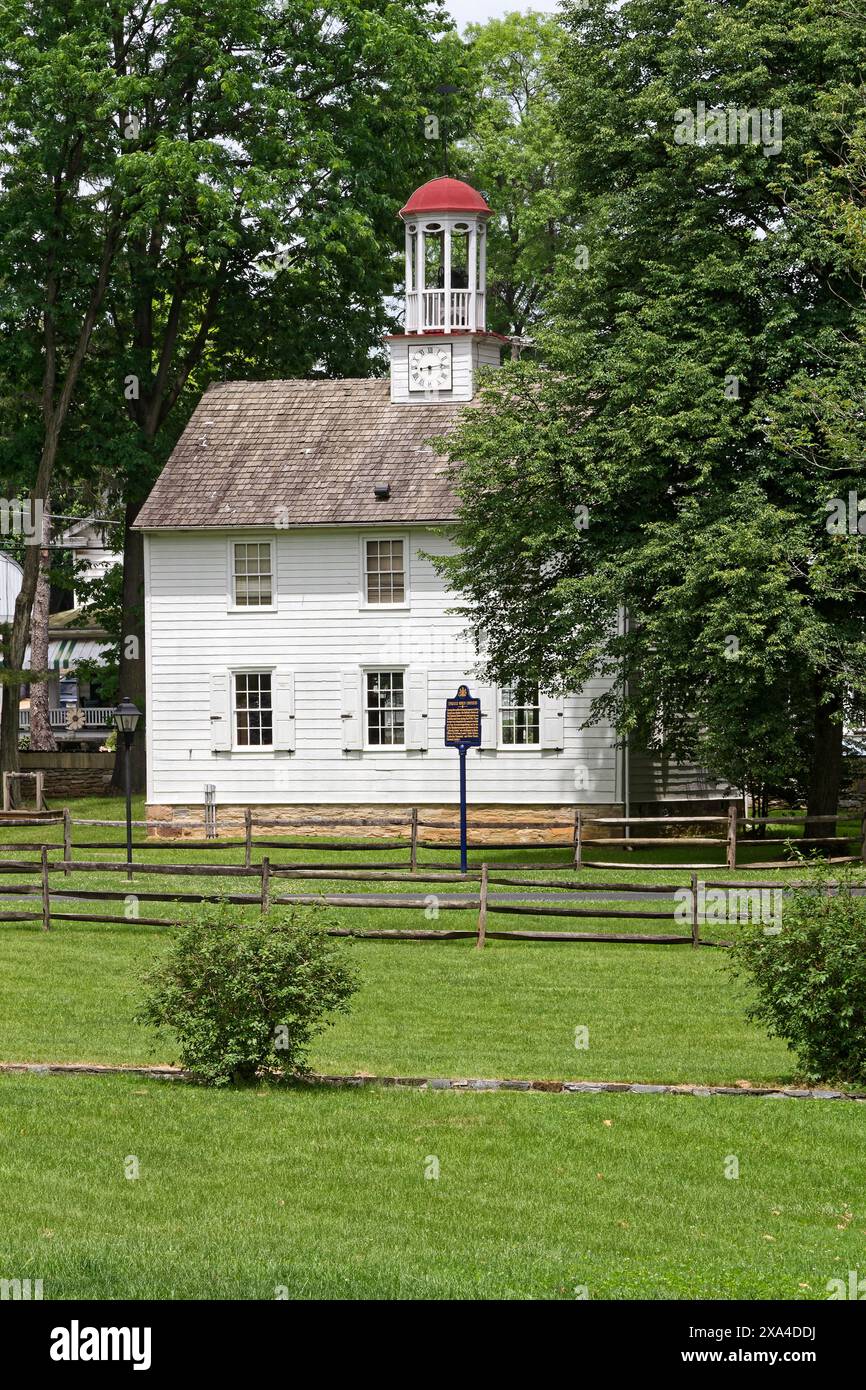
[729,861,866,1084]
[137,904,359,1085]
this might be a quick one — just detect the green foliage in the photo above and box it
[73,559,123,704]
[137,903,359,1086]
[460,11,567,338]
[730,862,866,1084]
[436,0,866,803]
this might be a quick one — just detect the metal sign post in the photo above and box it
[445,685,482,874]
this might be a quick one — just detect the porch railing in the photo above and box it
[403,288,481,333]
[19,706,113,731]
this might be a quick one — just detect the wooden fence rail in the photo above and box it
[1,853,860,947]
[4,805,865,874]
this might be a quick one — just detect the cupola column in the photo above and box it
[443,225,452,334]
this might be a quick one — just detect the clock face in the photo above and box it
[408,344,452,393]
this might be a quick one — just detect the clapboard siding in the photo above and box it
[389,336,503,404]
[144,527,619,806]
[628,747,734,802]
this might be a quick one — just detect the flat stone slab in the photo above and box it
[0,1061,862,1101]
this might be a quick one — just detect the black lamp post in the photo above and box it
[113,696,141,880]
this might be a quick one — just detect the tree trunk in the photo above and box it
[804,682,844,845]
[0,214,120,781]
[111,501,146,793]
[1,498,52,781]
[28,500,57,751]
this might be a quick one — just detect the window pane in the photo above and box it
[234,544,272,606]
[365,671,404,745]
[500,683,539,745]
[234,673,272,746]
[366,540,404,604]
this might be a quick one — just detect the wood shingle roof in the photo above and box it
[134,378,467,529]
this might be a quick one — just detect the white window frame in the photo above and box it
[231,667,275,751]
[228,537,276,613]
[363,667,407,750]
[498,682,541,749]
[360,534,410,610]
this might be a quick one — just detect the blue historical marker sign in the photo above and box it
[444,684,482,749]
[445,685,481,872]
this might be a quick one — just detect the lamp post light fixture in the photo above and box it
[112,696,141,879]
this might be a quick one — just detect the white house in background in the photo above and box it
[0,548,22,626]
[0,550,23,722]
[135,176,730,834]
[56,517,120,608]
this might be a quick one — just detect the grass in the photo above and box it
[0,922,796,1084]
[0,1071,862,1300]
[1,797,864,1302]
[1,796,863,1085]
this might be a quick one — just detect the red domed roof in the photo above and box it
[400,177,491,218]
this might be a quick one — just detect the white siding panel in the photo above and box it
[145,528,620,805]
[340,669,363,751]
[210,672,231,751]
[406,669,428,750]
[273,670,295,751]
[477,683,497,750]
[540,691,565,750]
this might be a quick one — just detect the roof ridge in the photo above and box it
[205,376,389,389]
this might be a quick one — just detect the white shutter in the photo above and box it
[210,673,232,751]
[477,683,497,749]
[273,670,295,751]
[540,691,565,750]
[406,669,428,749]
[341,669,363,750]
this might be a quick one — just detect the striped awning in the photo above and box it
[24,638,111,673]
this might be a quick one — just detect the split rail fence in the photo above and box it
[3,805,865,871]
[1,804,864,949]
[0,849,856,951]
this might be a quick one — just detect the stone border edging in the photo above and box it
[0,1060,862,1101]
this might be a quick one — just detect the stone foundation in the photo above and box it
[19,752,113,800]
[146,802,625,844]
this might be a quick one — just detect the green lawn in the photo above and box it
[0,922,796,1084]
[1,797,864,1302]
[0,1071,862,1300]
[1,795,862,1085]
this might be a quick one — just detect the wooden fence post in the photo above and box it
[476,862,489,950]
[573,810,583,869]
[36,771,46,811]
[244,808,252,869]
[63,807,71,878]
[260,856,270,913]
[2,772,10,812]
[861,811,866,865]
[690,871,700,948]
[410,807,418,872]
[40,845,51,932]
[726,803,738,871]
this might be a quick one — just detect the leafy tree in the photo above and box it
[459,10,567,344]
[1,0,467,788]
[436,0,866,830]
[0,0,127,778]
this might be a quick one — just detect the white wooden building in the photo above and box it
[0,550,23,724]
[136,177,728,834]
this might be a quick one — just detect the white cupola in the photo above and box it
[387,177,503,404]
